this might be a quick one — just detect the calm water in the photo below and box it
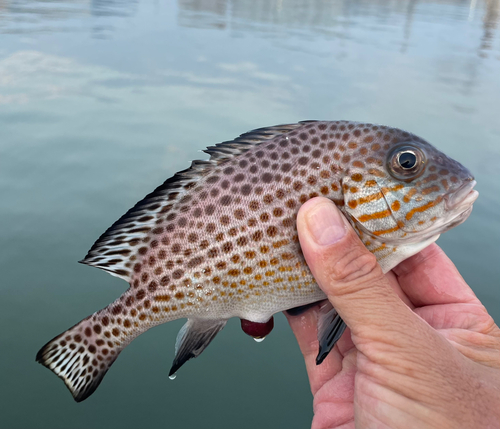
[1,1,499,428]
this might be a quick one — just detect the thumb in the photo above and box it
[297,197,418,343]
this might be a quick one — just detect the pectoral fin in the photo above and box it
[316,300,346,365]
[169,318,227,376]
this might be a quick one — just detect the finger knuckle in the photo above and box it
[329,245,381,284]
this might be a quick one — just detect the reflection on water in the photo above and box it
[481,0,499,52]
[1,0,498,49]
[90,0,137,17]
[178,0,499,54]
[0,1,499,429]
[176,0,500,96]
[0,0,137,34]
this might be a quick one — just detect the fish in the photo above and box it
[36,120,478,402]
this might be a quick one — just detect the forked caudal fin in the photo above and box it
[36,315,130,402]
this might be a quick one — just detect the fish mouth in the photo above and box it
[421,179,478,238]
[348,178,478,245]
[351,178,478,245]
[445,205,474,229]
[444,179,478,211]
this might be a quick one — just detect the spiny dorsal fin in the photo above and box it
[79,122,310,281]
[202,122,311,162]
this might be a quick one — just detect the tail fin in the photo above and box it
[36,315,124,402]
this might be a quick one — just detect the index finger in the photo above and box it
[284,306,344,394]
[392,243,479,307]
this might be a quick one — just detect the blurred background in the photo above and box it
[1,0,499,428]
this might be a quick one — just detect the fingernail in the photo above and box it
[306,201,346,246]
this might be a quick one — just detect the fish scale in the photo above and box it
[36,120,478,402]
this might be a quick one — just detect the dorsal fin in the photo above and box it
[202,122,312,162]
[79,121,310,281]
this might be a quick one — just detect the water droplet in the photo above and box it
[169,374,177,380]
[254,337,265,343]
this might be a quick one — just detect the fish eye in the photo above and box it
[387,144,426,181]
[397,151,417,169]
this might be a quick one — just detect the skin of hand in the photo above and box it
[286,197,500,429]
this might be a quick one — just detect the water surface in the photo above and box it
[1,1,499,428]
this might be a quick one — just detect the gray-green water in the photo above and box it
[1,1,499,428]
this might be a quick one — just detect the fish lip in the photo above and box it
[447,205,474,228]
[352,178,478,244]
[444,179,478,210]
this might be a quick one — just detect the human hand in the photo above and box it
[286,197,500,429]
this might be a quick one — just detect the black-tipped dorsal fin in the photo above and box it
[79,122,309,282]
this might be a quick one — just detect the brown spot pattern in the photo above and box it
[68,120,466,387]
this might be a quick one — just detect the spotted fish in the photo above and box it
[36,121,478,401]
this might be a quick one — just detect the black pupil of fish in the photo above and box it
[398,151,417,169]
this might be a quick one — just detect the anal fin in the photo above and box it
[316,300,347,365]
[169,319,227,376]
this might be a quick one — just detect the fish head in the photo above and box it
[342,129,478,244]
